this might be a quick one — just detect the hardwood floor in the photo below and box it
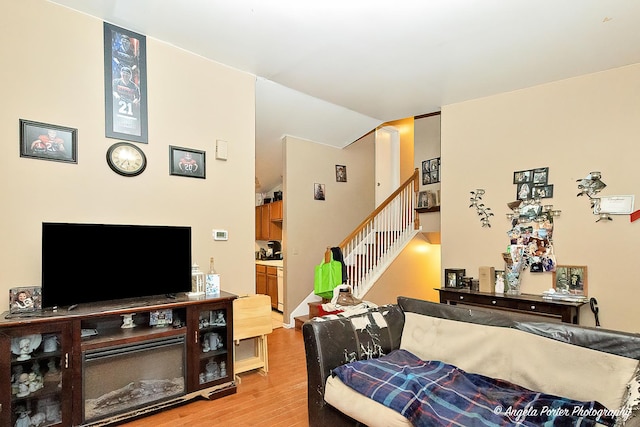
[120,326,308,427]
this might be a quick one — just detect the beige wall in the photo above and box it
[363,234,441,305]
[0,1,257,303]
[441,64,640,333]
[283,134,375,321]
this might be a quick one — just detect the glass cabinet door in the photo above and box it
[3,322,72,427]
[188,301,233,392]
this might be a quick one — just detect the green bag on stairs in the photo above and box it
[314,254,343,299]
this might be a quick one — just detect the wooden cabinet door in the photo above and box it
[255,206,262,240]
[255,265,267,295]
[1,321,73,427]
[266,267,278,309]
[260,205,270,240]
[270,200,283,221]
[186,301,233,392]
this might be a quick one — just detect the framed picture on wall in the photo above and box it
[169,146,206,178]
[532,167,549,185]
[20,119,77,164]
[335,165,347,182]
[104,22,148,143]
[513,169,533,184]
[314,183,325,200]
[532,184,554,199]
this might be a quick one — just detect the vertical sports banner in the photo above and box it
[104,22,148,143]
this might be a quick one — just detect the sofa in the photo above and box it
[303,296,640,427]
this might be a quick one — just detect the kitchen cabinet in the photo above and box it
[255,264,267,295]
[270,200,283,221]
[255,264,278,310]
[255,202,282,241]
[266,267,278,310]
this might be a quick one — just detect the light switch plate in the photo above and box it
[216,140,228,160]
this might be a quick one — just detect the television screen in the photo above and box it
[42,222,192,309]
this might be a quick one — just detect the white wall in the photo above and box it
[441,64,640,333]
[0,0,257,304]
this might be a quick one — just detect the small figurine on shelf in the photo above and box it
[220,361,227,377]
[16,373,30,397]
[44,357,61,383]
[212,310,226,326]
[121,313,135,329]
[202,339,210,353]
[11,334,42,361]
[28,371,43,393]
[29,412,46,427]
[14,406,31,427]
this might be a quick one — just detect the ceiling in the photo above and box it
[49,0,640,192]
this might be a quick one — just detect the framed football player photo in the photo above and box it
[169,146,206,179]
[20,119,77,164]
[104,22,148,143]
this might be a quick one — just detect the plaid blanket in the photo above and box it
[332,349,616,427]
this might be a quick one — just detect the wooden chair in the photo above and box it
[233,294,273,380]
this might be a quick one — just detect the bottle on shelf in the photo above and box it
[206,257,220,296]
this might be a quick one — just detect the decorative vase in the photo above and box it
[506,270,522,295]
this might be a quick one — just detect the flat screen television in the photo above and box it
[41,222,192,309]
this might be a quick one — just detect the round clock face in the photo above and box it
[106,142,147,176]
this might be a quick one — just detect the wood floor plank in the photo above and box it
[119,326,308,426]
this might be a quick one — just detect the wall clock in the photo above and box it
[106,142,147,176]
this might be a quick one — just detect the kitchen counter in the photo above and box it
[255,259,283,267]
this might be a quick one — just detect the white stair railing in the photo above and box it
[334,169,420,299]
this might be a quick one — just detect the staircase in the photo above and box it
[294,169,421,329]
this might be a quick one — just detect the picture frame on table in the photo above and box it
[552,265,588,295]
[149,309,173,327]
[9,286,42,314]
[444,268,465,288]
[20,119,77,164]
[169,146,206,179]
[104,22,148,143]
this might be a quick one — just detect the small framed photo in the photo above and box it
[169,146,206,179]
[553,265,588,295]
[532,167,549,185]
[417,191,429,208]
[20,119,77,164]
[335,165,347,182]
[314,183,325,200]
[444,268,465,288]
[10,286,42,314]
[532,184,554,199]
[149,309,173,327]
[516,182,532,200]
[513,169,533,184]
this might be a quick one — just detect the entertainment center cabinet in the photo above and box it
[0,291,237,427]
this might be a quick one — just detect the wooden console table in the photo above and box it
[436,288,586,324]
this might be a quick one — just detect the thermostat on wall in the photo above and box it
[212,229,228,241]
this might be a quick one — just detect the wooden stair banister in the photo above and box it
[337,168,420,250]
[327,168,421,299]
